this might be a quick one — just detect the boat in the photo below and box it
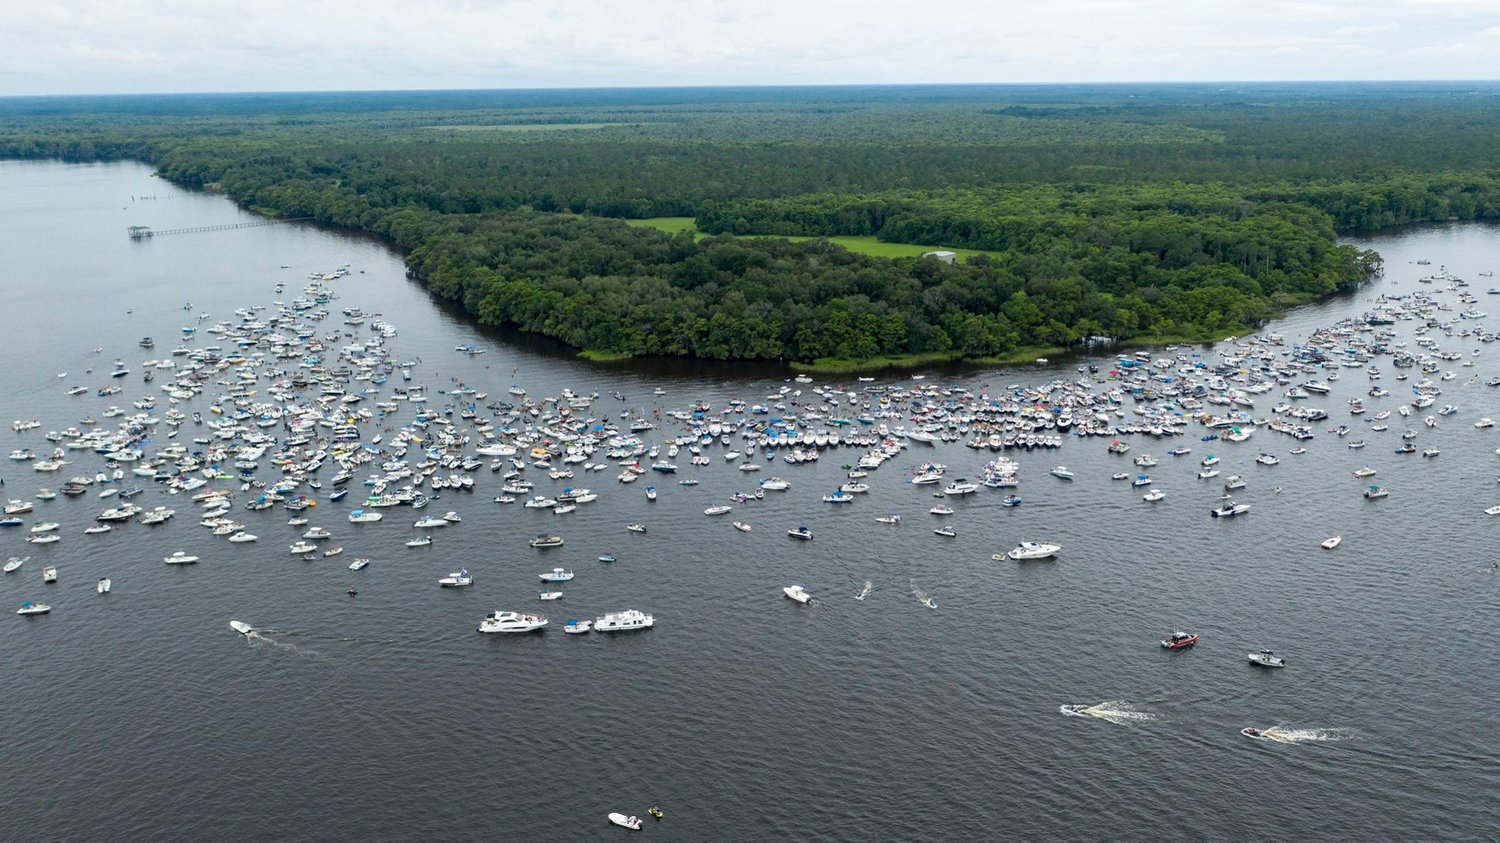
[1211,501,1251,518]
[1364,485,1389,499]
[438,569,473,587]
[539,567,575,582]
[1248,649,1286,668]
[1059,704,1091,716]
[783,584,811,606]
[930,505,954,515]
[17,601,51,615]
[1142,489,1166,502]
[165,551,200,564]
[3,556,25,573]
[348,558,370,571]
[626,523,647,533]
[933,526,956,537]
[563,618,592,633]
[608,813,642,831]
[97,577,111,593]
[413,515,448,528]
[27,534,59,544]
[703,505,732,516]
[405,536,433,547]
[787,526,814,540]
[1321,535,1342,550]
[83,524,112,534]
[1002,495,1022,507]
[230,620,254,635]
[1161,631,1199,650]
[1049,466,1075,480]
[529,534,564,548]
[733,521,751,532]
[594,608,654,632]
[288,541,318,554]
[1241,727,1267,740]
[597,554,617,563]
[539,589,562,600]
[477,611,548,633]
[1006,541,1060,561]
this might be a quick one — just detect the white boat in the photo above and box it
[787,526,814,540]
[1006,541,1060,560]
[1197,468,1220,479]
[97,577,111,593]
[594,609,654,632]
[929,506,953,515]
[1364,485,1389,499]
[288,541,318,554]
[29,522,59,534]
[83,524,112,534]
[1049,466,1075,480]
[17,601,51,616]
[933,526,956,537]
[1321,535,1342,550]
[228,532,257,543]
[230,620,254,635]
[1248,649,1286,668]
[626,523,647,533]
[529,534,564,547]
[539,567,575,582]
[478,611,548,633]
[608,813,642,831]
[405,536,433,547]
[703,505,732,516]
[165,551,200,564]
[733,521,752,532]
[539,589,563,600]
[1142,489,1166,502]
[783,584,812,603]
[27,533,59,544]
[3,556,26,573]
[1211,501,1251,518]
[413,515,448,528]
[563,618,591,633]
[438,569,473,587]
[347,509,383,523]
[348,558,370,571]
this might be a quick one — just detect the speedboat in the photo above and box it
[230,620,254,635]
[17,601,51,615]
[83,524,112,534]
[594,609,654,632]
[933,526,956,537]
[733,521,751,532]
[1321,535,1342,550]
[1002,495,1022,507]
[165,551,200,565]
[477,611,548,633]
[1248,649,1286,668]
[930,505,953,515]
[626,523,647,533]
[1049,466,1074,480]
[704,505,732,516]
[608,813,642,831]
[3,557,25,573]
[405,536,433,547]
[348,558,370,571]
[97,577,111,593]
[1211,501,1251,518]
[563,618,592,634]
[288,541,318,554]
[27,534,59,544]
[539,589,562,600]
[438,569,473,587]
[1161,631,1199,650]
[1241,727,1267,740]
[413,515,448,528]
[1006,541,1060,561]
[1142,489,1166,502]
[539,567,575,582]
[529,534,564,548]
[786,526,814,540]
[228,531,257,542]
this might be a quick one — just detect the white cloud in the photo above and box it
[0,0,1498,95]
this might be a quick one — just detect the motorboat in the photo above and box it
[17,601,51,615]
[97,577,111,593]
[529,534,564,548]
[1352,467,1376,478]
[563,618,592,634]
[30,522,60,534]
[477,611,548,633]
[1255,453,1280,466]
[594,609,654,632]
[733,521,751,532]
[348,558,370,571]
[943,479,978,496]
[1248,649,1286,668]
[787,526,814,540]
[539,589,563,600]
[1002,495,1022,507]
[930,505,954,515]
[703,505,732,516]
[1059,705,1091,716]
[27,534,59,544]
[1130,475,1151,487]
[1321,535,1342,550]
[1211,501,1251,518]
[608,813,642,830]
[288,541,318,554]
[348,509,383,523]
[598,554,617,563]
[539,567,575,582]
[1241,727,1267,740]
[228,532,257,542]
[405,536,433,548]
[1049,466,1074,480]
[83,524,112,534]
[933,526,956,537]
[1142,489,1166,502]
[229,620,254,635]
[413,515,448,528]
[165,551,200,564]
[3,557,25,573]
[301,526,332,540]
[1364,485,1389,499]
[438,569,473,587]
[626,523,647,533]
[1161,631,1199,650]
[1223,475,1246,490]
[1006,541,1060,561]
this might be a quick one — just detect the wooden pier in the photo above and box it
[127,218,312,239]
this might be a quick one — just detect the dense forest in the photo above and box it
[2,83,1497,365]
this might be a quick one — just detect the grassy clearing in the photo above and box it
[618,217,994,260]
[576,349,635,362]
[424,123,633,132]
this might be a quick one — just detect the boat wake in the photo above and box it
[1256,726,1352,744]
[1061,701,1158,724]
[854,581,873,601]
[243,629,315,655]
[909,580,937,609]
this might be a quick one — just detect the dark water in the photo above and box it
[1,160,1498,840]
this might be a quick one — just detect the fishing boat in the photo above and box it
[783,584,812,603]
[165,551,200,564]
[1161,631,1199,650]
[1248,649,1286,668]
[608,813,642,830]
[538,589,562,600]
[539,567,575,582]
[1211,501,1251,518]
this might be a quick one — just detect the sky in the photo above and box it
[2,0,1497,96]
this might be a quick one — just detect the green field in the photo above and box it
[621,217,992,260]
[425,123,633,132]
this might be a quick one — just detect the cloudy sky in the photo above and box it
[2,0,1497,96]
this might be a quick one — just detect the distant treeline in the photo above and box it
[4,83,1496,361]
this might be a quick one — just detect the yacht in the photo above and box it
[165,551,200,564]
[943,479,978,496]
[477,611,548,633]
[783,584,812,603]
[593,609,654,632]
[1248,649,1286,668]
[1006,541,1061,561]
[539,567,575,582]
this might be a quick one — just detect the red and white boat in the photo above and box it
[1161,631,1199,650]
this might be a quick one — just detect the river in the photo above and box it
[0,159,1496,840]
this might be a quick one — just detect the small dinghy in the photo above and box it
[608,813,642,830]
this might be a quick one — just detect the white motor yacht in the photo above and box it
[593,609,654,632]
[477,611,548,633]
[1006,541,1061,561]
